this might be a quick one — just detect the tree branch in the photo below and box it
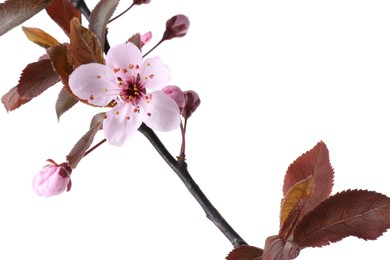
[138,123,247,248]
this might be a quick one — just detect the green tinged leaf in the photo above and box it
[1,86,31,112]
[66,113,105,169]
[69,17,104,68]
[22,27,59,48]
[0,0,52,37]
[89,0,119,49]
[45,0,80,35]
[56,88,78,120]
[16,58,60,99]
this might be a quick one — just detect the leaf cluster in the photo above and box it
[227,141,390,260]
[0,0,119,119]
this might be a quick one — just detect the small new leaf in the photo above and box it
[22,27,59,48]
[66,113,105,169]
[280,176,314,225]
[0,0,52,37]
[16,59,60,99]
[69,17,104,68]
[127,33,142,50]
[45,0,81,35]
[293,189,390,248]
[89,0,119,50]
[282,141,334,221]
[226,245,263,260]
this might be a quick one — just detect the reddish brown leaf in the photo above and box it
[55,88,78,120]
[263,235,300,260]
[89,0,119,49]
[66,113,105,169]
[0,0,52,36]
[68,17,104,68]
[22,27,59,48]
[45,0,80,35]
[46,44,73,91]
[282,141,334,221]
[17,59,60,99]
[226,245,263,260]
[293,189,390,248]
[1,86,31,112]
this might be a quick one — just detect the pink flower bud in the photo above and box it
[163,14,190,40]
[182,90,200,119]
[133,0,151,5]
[32,161,72,197]
[162,85,185,112]
[140,31,152,47]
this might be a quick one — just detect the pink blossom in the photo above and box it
[32,161,72,197]
[162,85,185,112]
[69,42,180,146]
[140,31,152,47]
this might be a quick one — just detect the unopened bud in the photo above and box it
[133,0,151,5]
[182,90,200,119]
[163,14,190,40]
[32,160,72,197]
[162,85,185,112]
[140,31,152,47]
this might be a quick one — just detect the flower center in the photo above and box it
[118,75,146,105]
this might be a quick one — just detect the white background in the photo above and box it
[1,0,390,259]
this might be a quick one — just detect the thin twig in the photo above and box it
[138,123,247,248]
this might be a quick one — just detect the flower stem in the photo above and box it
[143,39,164,58]
[179,119,188,162]
[83,138,107,158]
[138,123,247,248]
[109,3,135,23]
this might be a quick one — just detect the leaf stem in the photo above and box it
[138,123,247,248]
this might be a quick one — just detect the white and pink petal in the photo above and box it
[103,103,142,146]
[140,90,180,132]
[139,57,170,90]
[106,43,143,81]
[69,63,118,106]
